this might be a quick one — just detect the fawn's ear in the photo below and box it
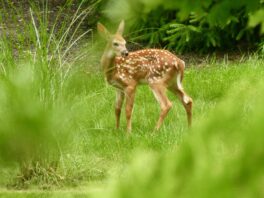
[116,20,125,35]
[97,22,110,40]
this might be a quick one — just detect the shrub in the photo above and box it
[104,0,264,53]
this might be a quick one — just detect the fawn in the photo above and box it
[97,20,193,133]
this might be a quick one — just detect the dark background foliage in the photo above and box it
[102,0,264,53]
[1,0,263,53]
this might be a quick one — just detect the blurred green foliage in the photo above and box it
[103,70,264,198]
[103,0,264,53]
[0,65,56,163]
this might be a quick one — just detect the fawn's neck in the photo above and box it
[101,44,116,82]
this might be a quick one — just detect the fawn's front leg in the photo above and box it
[115,89,124,129]
[124,85,136,133]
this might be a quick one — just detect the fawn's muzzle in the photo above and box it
[121,50,129,57]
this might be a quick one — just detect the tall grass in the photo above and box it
[0,0,98,188]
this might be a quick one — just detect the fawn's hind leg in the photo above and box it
[150,84,173,130]
[169,77,193,127]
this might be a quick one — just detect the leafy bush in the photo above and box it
[104,0,264,53]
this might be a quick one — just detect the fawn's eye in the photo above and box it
[113,42,119,47]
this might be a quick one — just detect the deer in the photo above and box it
[97,20,193,133]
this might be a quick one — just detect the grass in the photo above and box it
[103,60,264,198]
[0,1,264,197]
[1,55,263,189]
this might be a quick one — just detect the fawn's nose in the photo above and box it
[121,50,129,57]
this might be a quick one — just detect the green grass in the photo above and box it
[1,1,264,197]
[1,57,263,197]
[102,59,264,198]
[1,55,263,190]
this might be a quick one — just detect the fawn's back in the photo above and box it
[113,49,185,87]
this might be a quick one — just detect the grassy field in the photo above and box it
[0,52,263,197]
[0,1,264,197]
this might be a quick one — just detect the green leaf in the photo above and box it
[248,9,264,34]
[209,36,216,47]
[186,32,190,42]
[236,29,245,40]
[188,25,201,33]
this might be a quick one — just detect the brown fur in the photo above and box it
[98,21,193,133]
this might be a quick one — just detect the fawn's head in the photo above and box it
[97,20,129,57]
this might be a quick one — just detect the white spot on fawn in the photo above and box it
[174,60,178,69]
